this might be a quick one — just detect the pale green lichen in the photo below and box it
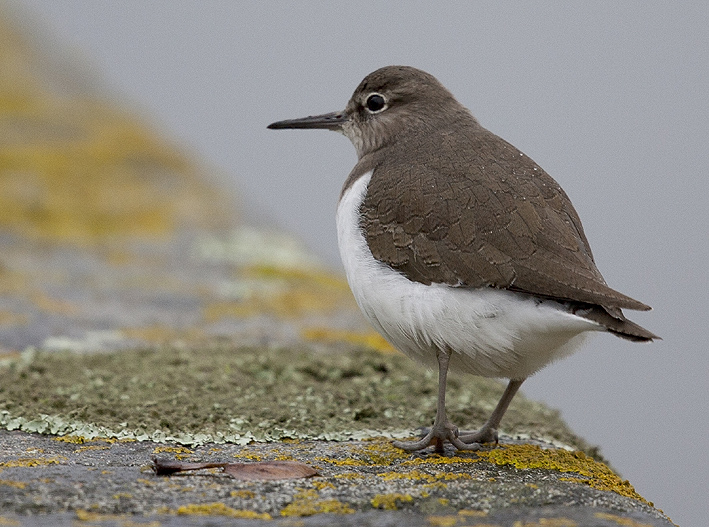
[0,344,589,451]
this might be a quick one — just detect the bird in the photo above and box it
[268,65,657,453]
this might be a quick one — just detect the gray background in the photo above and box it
[9,2,708,525]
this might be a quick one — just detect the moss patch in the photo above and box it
[0,343,588,450]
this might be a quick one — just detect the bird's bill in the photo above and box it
[267,111,347,131]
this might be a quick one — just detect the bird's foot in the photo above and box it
[457,426,498,445]
[393,421,482,453]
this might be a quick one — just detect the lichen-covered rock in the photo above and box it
[0,5,369,358]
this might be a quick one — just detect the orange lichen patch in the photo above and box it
[301,327,398,354]
[175,502,271,520]
[371,492,413,510]
[477,445,648,504]
[0,456,66,468]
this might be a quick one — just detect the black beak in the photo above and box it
[268,111,347,131]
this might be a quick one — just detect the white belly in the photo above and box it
[336,171,603,380]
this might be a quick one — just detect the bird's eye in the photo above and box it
[365,93,387,113]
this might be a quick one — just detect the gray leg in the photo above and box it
[392,348,480,453]
[458,378,524,445]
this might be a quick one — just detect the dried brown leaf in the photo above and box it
[223,460,318,480]
[151,457,318,480]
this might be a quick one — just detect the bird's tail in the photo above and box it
[575,305,659,342]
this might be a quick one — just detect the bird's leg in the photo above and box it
[458,378,524,445]
[393,348,479,453]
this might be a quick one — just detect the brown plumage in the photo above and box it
[342,66,656,341]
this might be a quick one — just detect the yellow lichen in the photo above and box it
[152,446,193,455]
[477,445,648,504]
[378,469,473,485]
[0,310,27,326]
[0,456,66,468]
[312,481,335,490]
[593,512,655,527]
[458,509,489,517]
[332,472,364,480]
[378,469,437,483]
[314,456,366,467]
[230,490,255,499]
[427,515,458,527]
[0,479,26,489]
[203,265,355,321]
[232,452,263,461]
[422,482,448,491]
[302,327,398,354]
[52,435,88,444]
[0,516,21,526]
[175,502,271,520]
[293,488,319,500]
[112,493,132,500]
[401,454,479,466]
[371,493,414,510]
[511,518,578,527]
[75,445,111,453]
[280,498,354,517]
[74,510,161,525]
[53,436,120,445]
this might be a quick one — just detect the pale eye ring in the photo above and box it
[365,93,387,113]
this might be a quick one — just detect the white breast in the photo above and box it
[336,171,603,380]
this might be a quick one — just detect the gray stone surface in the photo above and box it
[0,431,674,525]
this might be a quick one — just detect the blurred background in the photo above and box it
[7,2,708,525]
